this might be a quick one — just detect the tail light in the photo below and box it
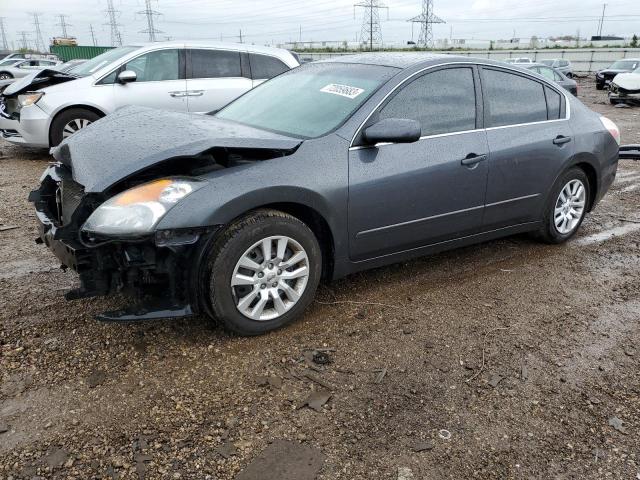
[600,116,620,145]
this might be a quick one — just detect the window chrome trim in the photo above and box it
[349,60,571,149]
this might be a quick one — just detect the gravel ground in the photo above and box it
[1,78,639,480]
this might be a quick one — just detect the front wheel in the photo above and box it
[0,72,13,80]
[595,83,604,90]
[50,108,101,146]
[203,209,322,335]
[536,168,589,244]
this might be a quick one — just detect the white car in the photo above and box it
[504,57,533,64]
[0,58,60,80]
[0,42,299,148]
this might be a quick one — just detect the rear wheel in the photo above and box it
[0,72,13,80]
[536,167,589,244]
[50,108,101,146]
[203,209,322,335]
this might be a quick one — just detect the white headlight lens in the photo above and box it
[82,178,202,236]
[18,92,44,107]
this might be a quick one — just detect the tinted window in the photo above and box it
[190,49,241,78]
[124,49,180,82]
[250,54,289,79]
[535,66,556,81]
[482,69,547,127]
[380,67,476,136]
[545,86,561,120]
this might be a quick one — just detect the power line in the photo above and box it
[0,18,8,51]
[407,0,444,48]
[354,0,388,51]
[138,0,163,42]
[89,24,98,46]
[30,12,46,52]
[56,14,72,38]
[105,0,123,47]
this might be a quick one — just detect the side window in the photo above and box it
[123,49,180,82]
[379,67,477,136]
[189,49,241,78]
[553,71,564,81]
[249,54,289,79]
[545,86,562,120]
[482,68,547,127]
[536,67,556,81]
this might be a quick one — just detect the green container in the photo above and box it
[49,45,115,62]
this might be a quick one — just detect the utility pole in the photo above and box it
[56,14,72,38]
[354,0,388,51]
[30,12,46,52]
[105,0,123,46]
[596,3,607,38]
[138,0,162,42]
[17,30,30,50]
[239,29,243,43]
[407,0,444,48]
[0,18,8,50]
[89,24,98,46]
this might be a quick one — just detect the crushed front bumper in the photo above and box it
[0,103,50,148]
[609,84,640,104]
[29,165,218,322]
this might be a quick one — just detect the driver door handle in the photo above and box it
[169,91,187,98]
[553,135,572,145]
[460,153,487,167]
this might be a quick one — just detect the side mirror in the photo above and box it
[118,70,137,84]
[363,118,421,145]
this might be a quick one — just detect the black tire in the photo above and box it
[203,209,322,336]
[536,167,590,244]
[595,83,604,90]
[49,108,101,146]
[0,72,13,80]
[566,73,572,79]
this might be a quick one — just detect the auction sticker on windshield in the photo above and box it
[320,84,365,99]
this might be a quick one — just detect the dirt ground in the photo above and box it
[1,78,639,480]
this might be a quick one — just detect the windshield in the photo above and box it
[216,63,397,138]
[540,60,554,66]
[610,60,639,70]
[67,46,139,77]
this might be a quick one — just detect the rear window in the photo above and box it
[189,49,241,78]
[249,54,289,79]
[482,68,548,127]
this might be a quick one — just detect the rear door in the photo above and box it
[185,48,252,113]
[480,67,574,229]
[111,48,188,112]
[248,53,291,87]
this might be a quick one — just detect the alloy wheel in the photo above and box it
[62,118,92,139]
[231,235,310,321]
[0,74,11,80]
[554,179,586,234]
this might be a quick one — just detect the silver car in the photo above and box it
[0,42,299,148]
[540,59,573,78]
[0,59,60,81]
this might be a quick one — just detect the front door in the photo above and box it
[113,48,188,112]
[348,66,489,261]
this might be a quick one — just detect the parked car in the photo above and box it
[505,57,533,64]
[595,59,640,90]
[0,42,299,148]
[0,53,25,62]
[0,58,60,80]
[521,63,578,96]
[609,67,640,105]
[29,53,620,335]
[0,58,24,67]
[540,59,573,78]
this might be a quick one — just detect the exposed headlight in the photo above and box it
[18,92,44,107]
[82,178,203,237]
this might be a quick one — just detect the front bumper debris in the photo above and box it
[29,165,218,322]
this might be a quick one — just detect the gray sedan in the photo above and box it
[522,63,578,96]
[0,58,60,80]
[30,53,620,335]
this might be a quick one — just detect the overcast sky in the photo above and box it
[1,0,639,49]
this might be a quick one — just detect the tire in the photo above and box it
[50,108,101,146]
[203,209,322,336]
[595,83,604,90]
[536,167,590,244]
[0,72,13,80]
[566,73,572,79]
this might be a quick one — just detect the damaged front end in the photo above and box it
[28,163,218,321]
[609,74,640,105]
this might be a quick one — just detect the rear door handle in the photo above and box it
[460,153,487,167]
[553,135,572,145]
[169,91,187,98]
[186,90,204,97]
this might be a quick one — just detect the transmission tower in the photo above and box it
[354,0,388,51]
[17,31,30,50]
[30,12,46,52]
[56,14,72,38]
[596,3,607,38]
[138,0,163,42]
[407,0,445,48]
[105,0,123,46]
[89,24,98,46]
[0,18,8,50]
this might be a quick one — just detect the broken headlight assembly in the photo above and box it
[82,178,204,237]
[18,92,44,107]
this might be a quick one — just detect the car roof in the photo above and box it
[124,40,294,57]
[319,52,508,69]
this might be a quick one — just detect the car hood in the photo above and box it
[598,69,630,76]
[612,72,640,90]
[3,68,78,96]
[51,106,303,193]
